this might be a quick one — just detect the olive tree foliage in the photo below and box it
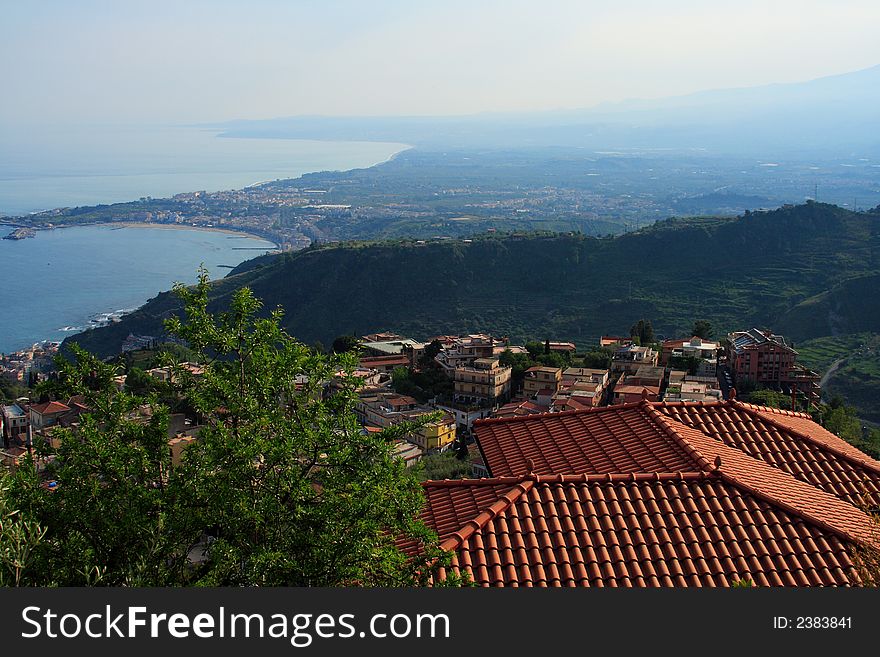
[7,271,450,586]
[0,474,46,586]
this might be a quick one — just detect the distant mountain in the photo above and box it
[215,65,880,156]
[65,202,880,358]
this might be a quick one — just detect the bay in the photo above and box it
[0,126,408,353]
[0,224,276,353]
[0,125,408,216]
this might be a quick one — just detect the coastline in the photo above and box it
[100,222,280,248]
[1,220,281,250]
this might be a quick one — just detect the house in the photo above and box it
[547,341,576,353]
[522,366,562,398]
[358,355,411,373]
[453,358,512,406]
[611,344,658,373]
[417,395,880,586]
[552,368,610,408]
[360,337,425,360]
[612,384,660,404]
[355,391,456,452]
[661,336,720,365]
[28,400,71,431]
[599,336,633,348]
[435,334,508,374]
[1,404,28,447]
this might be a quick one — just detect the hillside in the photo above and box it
[65,203,880,358]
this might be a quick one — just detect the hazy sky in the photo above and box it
[3,0,879,126]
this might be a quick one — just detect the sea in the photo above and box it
[0,126,408,353]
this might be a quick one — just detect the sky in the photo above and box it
[2,0,880,127]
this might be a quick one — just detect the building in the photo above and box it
[453,358,512,406]
[661,336,719,364]
[547,341,576,353]
[360,337,424,359]
[414,396,880,586]
[727,328,820,404]
[552,368,610,408]
[522,366,562,398]
[611,344,658,374]
[435,334,508,374]
[612,384,660,404]
[358,355,411,373]
[355,391,456,453]
[28,401,72,431]
[599,336,633,348]
[1,404,28,447]
[664,372,723,402]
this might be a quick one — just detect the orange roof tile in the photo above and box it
[29,401,71,416]
[423,399,880,587]
[425,472,872,587]
[474,403,697,478]
[656,400,880,508]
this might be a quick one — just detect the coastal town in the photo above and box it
[1,325,822,474]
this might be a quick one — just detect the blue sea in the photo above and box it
[0,127,408,353]
[0,125,407,215]
[0,224,278,353]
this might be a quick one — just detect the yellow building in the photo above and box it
[413,415,456,451]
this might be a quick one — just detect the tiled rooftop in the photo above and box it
[655,400,880,508]
[474,404,697,478]
[428,399,880,586]
[475,399,880,509]
[426,471,873,587]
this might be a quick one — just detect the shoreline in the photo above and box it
[1,220,280,250]
[101,221,280,247]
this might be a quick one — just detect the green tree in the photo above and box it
[743,388,793,410]
[630,319,655,345]
[692,320,713,339]
[419,339,443,369]
[331,334,361,354]
[0,473,46,586]
[9,272,445,586]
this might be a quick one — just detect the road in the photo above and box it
[819,357,846,391]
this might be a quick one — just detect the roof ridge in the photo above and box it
[472,400,646,427]
[438,479,535,552]
[734,399,812,419]
[732,400,880,475]
[642,403,716,473]
[657,412,880,549]
[422,476,524,489]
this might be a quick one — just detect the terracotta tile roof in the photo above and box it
[29,401,71,416]
[425,399,880,587]
[474,403,697,477]
[426,471,873,587]
[655,400,880,508]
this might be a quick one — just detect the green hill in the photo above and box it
[65,202,880,358]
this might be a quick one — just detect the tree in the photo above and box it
[331,334,360,354]
[0,473,46,586]
[9,271,445,586]
[692,320,713,340]
[419,339,443,369]
[630,319,655,345]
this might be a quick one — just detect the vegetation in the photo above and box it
[630,319,655,345]
[5,273,449,586]
[63,203,880,414]
[692,320,713,339]
[795,333,880,423]
[415,451,471,483]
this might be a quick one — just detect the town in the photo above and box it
[1,324,822,475]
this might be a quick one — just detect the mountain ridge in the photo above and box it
[64,202,880,358]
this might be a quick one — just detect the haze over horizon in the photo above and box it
[3,0,880,128]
